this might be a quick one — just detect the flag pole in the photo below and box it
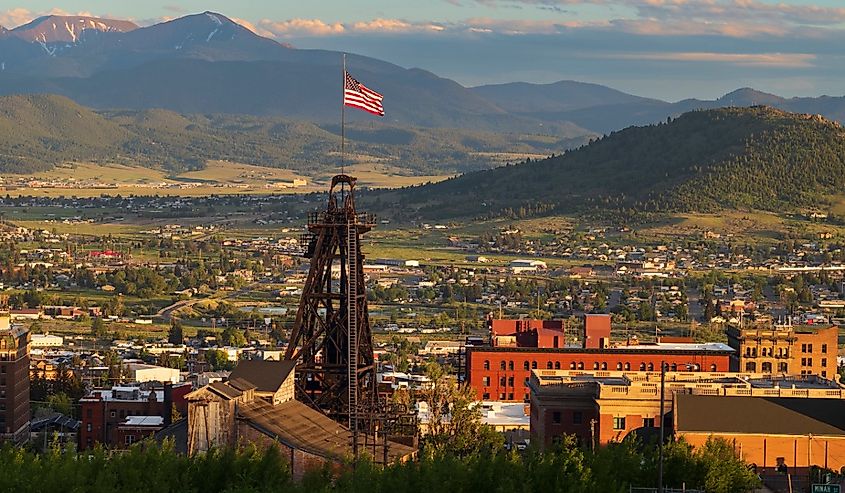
[341,53,346,177]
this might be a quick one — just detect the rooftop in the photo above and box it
[123,416,165,427]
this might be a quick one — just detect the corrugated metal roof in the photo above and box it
[229,360,296,393]
[238,399,415,462]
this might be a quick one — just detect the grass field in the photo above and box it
[2,161,453,197]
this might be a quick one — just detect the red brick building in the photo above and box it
[0,316,30,445]
[466,343,733,401]
[79,383,190,449]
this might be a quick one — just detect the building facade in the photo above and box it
[0,314,30,445]
[726,324,838,378]
[466,343,733,402]
[529,369,845,453]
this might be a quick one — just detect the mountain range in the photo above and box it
[2,11,845,141]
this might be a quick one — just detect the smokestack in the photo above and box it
[163,382,173,426]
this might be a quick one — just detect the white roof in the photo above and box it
[124,416,164,427]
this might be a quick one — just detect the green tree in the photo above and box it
[168,320,184,345]
[90,317,106,338]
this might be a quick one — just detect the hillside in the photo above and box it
[0,94,583,175]
[374,107,845,220]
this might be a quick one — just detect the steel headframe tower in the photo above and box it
[285,174,377,441]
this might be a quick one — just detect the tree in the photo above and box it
[221,326,246,347]
[90,317,106,338]
[418,362,503,458]
[168,320,184,345]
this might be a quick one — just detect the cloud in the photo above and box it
[609,51,817,68]
[232,17,275,38]
[259,18,345,37]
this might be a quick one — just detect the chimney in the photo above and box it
[163,382,173,426]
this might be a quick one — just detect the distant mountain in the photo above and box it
[0,93,580,175]
[2,15,138,44]
[471,80,659,113]
[375,107,845,220]
[0,12,590,138]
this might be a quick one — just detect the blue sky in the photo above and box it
[2,1,845,100]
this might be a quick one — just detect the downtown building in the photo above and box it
[726,323,838,378]
[0,313,30,444]
[465,315,732,402]
[528,369,845,472]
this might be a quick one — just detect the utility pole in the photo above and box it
[658,360,666,493]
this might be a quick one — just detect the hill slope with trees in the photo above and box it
[376,106,845,220]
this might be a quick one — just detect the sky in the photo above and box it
[1,1,845,101]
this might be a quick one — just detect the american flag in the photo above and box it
[344,71,384,117]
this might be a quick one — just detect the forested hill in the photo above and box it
[377,107,845,220]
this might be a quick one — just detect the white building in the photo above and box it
[509,259,548,273]
[124,362,181,384]
[31,334,64,347]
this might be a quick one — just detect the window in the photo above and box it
[616,362,623,370]
[745,362,757,372]
[601,362,608,370]
[572,411,583,425]
[532,361,538,369]
[553,411,561,424]
[822,358,827,368]
[125,435,135,445]
[523,361,530,371]
[110,411,116,418]
[643,417,655,428]
[808,358,813,367]
[822,344,828,354]
[547,362,554,369]
[613,417,626,430]
[801,358,807,366]
[569,362,576,370]
[508,361,514,371]
[822,371,828,378]
[86,423,92,432]
[761,362,772,372]
[778,362,788,372]
[508,393,514,400]
[808,344,813,353]
[87,409,93,418]
[554,362,561,370]
[624,363,631,371]
[500,361,507,371]
[802,344,807,353]
[639,363,646,371]
[482,376,490,386]
[648,363,654,371]
[670,363,678,371]
[508,376,514,387]
[593,362,599,370]
[500,376,506,387]
[483,393,490,400]
[499,393,506,400]
[710,364,717,372]
[483,360,490,370]
[553,336,559,348]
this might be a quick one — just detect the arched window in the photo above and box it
[648,363,654,371]
[745,362,756,372]
[761,362,772,373]
[593,362,600,370]
[500,361,507,371]
[554,362,561,369]
[639,363,646,371]
[523,361,530,371]
[483,360,490,370]
[624,362,631,371]
[570,362,576,370]
[532,361,538,369]
[547,361,554,369]
[710,364,717,372]
[577,362,584,370]
[616,362,623,370]
[670,363,678,371]
[601,362,608,370]
[508,361,514,371]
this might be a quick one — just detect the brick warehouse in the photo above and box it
[528,369,845,453]
[465,342,733,401]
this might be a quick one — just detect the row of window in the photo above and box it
[482,360,716,373]
[481,392,528,401]
[746,347,789,358]
[801,343,827,354]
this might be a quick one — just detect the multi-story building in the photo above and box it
[529,369,845,455]
[466,342,733,402]
[0,313,30,444]
[726,324,838,378]
[79,383,191,449]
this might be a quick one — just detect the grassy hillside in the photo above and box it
[0,94,590,175]
[376,107,845,220]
